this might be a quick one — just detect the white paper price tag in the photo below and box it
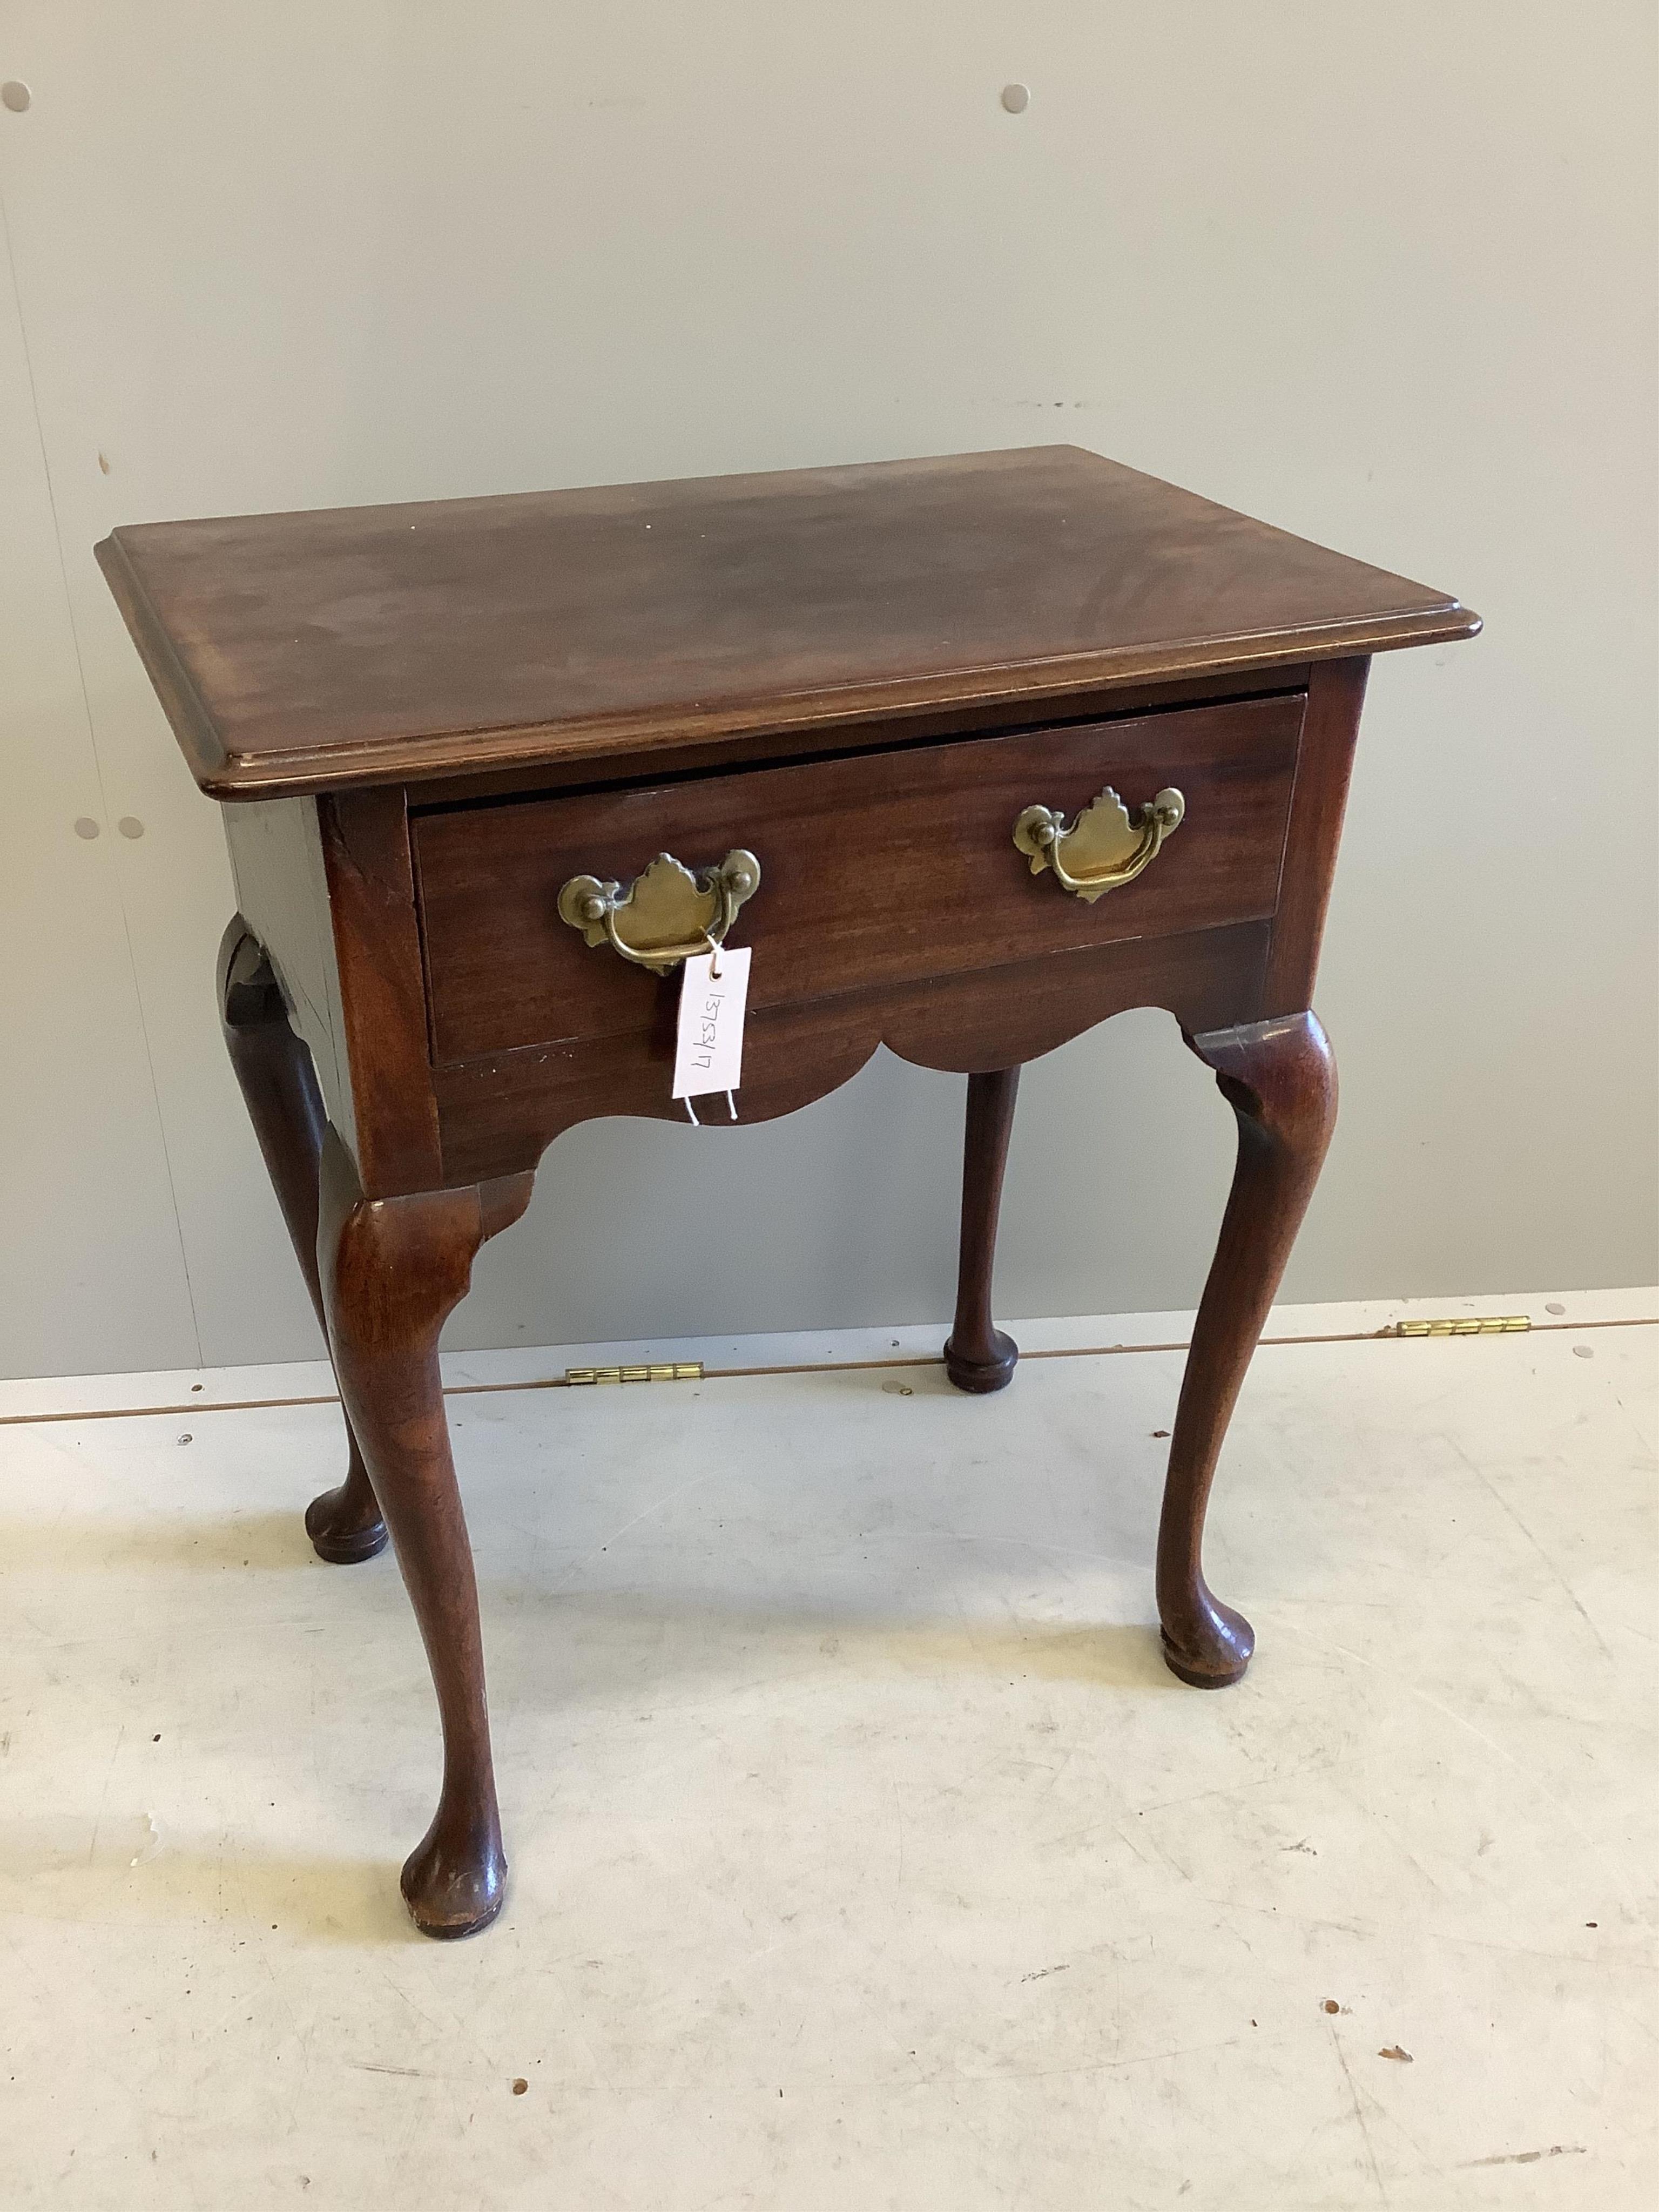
[672,946,751,1103]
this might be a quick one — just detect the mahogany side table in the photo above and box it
[98,447,1478,1936]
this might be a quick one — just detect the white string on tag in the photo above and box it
[679,1091,736,1125]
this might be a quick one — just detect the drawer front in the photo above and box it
[415,693,1303,1065]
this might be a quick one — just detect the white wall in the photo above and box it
[1,3,1654,1380]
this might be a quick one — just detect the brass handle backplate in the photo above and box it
[557,848,760,975]
[1012,786,1184,903]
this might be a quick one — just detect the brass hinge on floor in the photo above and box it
[1378,1316,1530,1339]
[564,1361,705,1385]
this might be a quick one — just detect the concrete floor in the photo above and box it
[1,1290,1655,2210]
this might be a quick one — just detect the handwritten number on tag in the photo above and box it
[672,946,751,1102]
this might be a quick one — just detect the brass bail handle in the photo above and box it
[1012,786,1184,903]
[557,848,761,975]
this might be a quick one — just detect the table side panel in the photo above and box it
[1263,656,1370,1015]
[221,797,354,1150]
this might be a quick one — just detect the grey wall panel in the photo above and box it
[0,3,1653,1379]
[0,217,200,1376]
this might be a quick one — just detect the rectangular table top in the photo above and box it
[96,445,1477,800]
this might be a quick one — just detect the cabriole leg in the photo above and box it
[945,1067,1022,1393]
[1158,1012,1337,1687]
[319,1132,532,1938]
[217,918,386,1562]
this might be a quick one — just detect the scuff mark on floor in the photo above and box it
[86,1726,125,1865]
[1328,2023,1390,2206]
[1462,2144,1586,2167]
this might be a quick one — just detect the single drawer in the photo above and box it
[414,693,1303,1065]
